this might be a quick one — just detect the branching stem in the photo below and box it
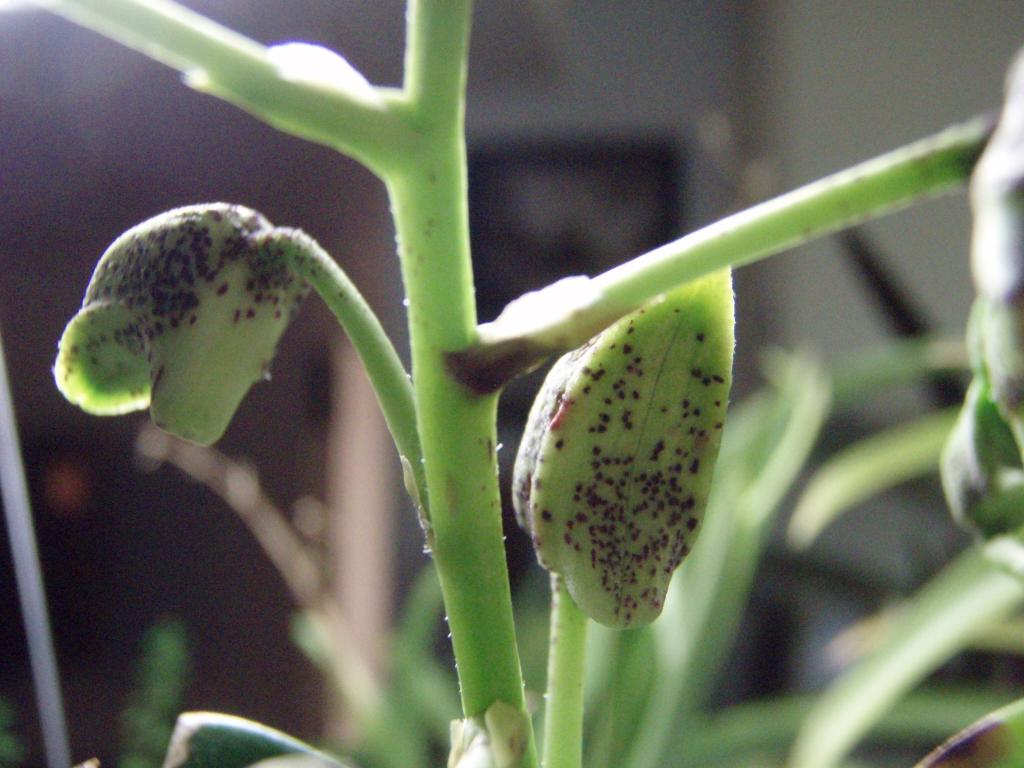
[450,115,995,392]
[388,4,539,766]
[40,0,413,175]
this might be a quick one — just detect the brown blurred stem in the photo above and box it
[134,424,381,721]
[838,228,964,407]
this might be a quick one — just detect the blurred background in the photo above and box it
[2,1,1024,766]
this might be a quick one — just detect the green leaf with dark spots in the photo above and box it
[513,271,734,628]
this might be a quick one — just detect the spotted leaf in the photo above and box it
[513,270,734,628]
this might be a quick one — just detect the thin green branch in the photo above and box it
[542,575,588,768]
[401,0,471,126]
[449,115,994,393]
[39,0,413,176]
[587,627,657,768]
[278,230,427,515]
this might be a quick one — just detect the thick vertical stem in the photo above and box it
[392,10,535,764]
[389,159,527,717]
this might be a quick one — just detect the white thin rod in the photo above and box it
[0,327,72,768]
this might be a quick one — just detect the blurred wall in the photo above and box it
[750,1,1024,692]
[761,1,1024,360]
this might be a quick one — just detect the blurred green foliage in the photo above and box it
[0,698,23,768]
[118,618,190,768]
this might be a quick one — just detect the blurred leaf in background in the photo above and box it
[0,697,23,768]
[118,617,190,768]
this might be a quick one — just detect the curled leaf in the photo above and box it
[54,204,309,445]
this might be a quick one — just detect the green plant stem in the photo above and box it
[450,115,993,392]
[386,122,527,724]
[594,114,983,311]
[389,4,537,766]
[402,0,468,125]
[542,575,588,768]
[587,627,656,768]
[279,231,427,511]
[40,0,412,175]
